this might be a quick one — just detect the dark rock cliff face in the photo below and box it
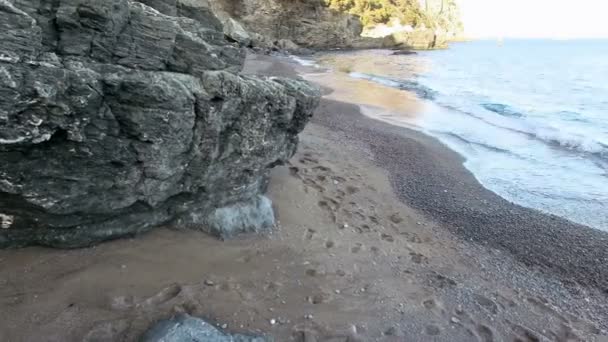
[0,0,320,248]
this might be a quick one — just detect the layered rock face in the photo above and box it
[0,0,320,248]
[383,29,448,50]
[208,0,461,50]
[209,0,365,49]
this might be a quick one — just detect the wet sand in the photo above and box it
[0,54,607,341]
[303,71,423,119]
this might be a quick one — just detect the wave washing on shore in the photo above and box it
[295,40,608,231]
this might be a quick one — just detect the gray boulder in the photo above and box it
[0,0,320,248]
[275,39,300,53]
[249,32,276,51]
[223,17,252,47]
[141,314,270,342]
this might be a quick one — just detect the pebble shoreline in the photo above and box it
[312,97,608,293]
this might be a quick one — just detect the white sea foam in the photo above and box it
[329,41,608,230]
[290,55,318,67]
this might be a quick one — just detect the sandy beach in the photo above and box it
[1,53,608,341]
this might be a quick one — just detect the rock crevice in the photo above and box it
[0,0,320,248]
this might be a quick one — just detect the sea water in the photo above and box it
[301,40,608,231]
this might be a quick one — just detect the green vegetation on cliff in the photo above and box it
[325,0,462,32]
[325,0,426,27]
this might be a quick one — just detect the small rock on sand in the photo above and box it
[141,314,268,342]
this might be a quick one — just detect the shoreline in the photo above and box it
[253,53,608,292]
[0,53,607,341]
[295,47,608,233]
[315,98,608,290]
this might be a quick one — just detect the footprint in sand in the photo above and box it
[428,271,457,288]
[346,185,359,194]
[506,321,541,342]
[425,324,441,336]
[306,269,318,277]
[473,294,499,315]
[110,295,135,310]
[264,281,283,292]
[356,224,371,234]
[332,176,347,183]
[289,166,300,177]
[389,213,404,224]
[421,297,448,319]
[312,165,332,173]
[522,297,598,338]
[303,178,325,193]
[83,319,130,342]
[341,208,354,220]
[381,233,395,242]
[476,324,495,342]
[138,283,182,308]
[494,292,517,309]
[526,296,568,323]
[318,198,338,222]
[299,156,319,165]
[422,298,437,310]
[400,232,422,244]
[335,189,346,200]
[321,197,340,208]
[410,252,427,264]
[353,211,366,221]
[553,322,585,341]
[307,292,331,304]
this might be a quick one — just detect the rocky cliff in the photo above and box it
[0,0,320,248]
[209,0,366,49]
[209,0,462,50]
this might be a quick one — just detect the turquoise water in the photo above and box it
[320,40,608,230]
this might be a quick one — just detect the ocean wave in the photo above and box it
[465,109,608,157]
[346,71,608,159]
[460,109,606,156]
[481,103,524,117]
[558,110,589,123]
[441,104,608,156]
[289,55,318,67]
[349,72,437,100]
[531,128,608,156]
[436,131,518,155]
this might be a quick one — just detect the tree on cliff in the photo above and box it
[325,0,427,27]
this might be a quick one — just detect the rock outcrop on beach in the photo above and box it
[142,314,269,342]
[383,28,449,49]
[0,0,320,248]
